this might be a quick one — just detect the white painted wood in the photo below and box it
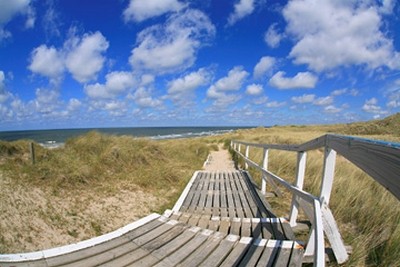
[262,148,269,195]
[0,213,161,262]
[313,199,326,267]
[245,145,249,169]
[321,203,348,264]
[289,151,307,226]
[319,148,336,205]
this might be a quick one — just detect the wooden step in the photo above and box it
[164,210,295,240]
[0,214,304,267]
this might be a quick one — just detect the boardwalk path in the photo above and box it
[0,145,304,267]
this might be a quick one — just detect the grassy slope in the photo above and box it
[0,132,214,253]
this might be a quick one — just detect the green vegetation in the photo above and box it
[1,113,399,266]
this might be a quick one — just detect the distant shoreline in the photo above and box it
[0,126,255,148]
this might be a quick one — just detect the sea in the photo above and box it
[0,127,252,149]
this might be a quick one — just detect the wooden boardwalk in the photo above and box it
[0,170,303,267]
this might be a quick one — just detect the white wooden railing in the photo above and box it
[231,134,400,266]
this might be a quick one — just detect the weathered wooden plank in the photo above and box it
[132,219,178,247]
[239,238,267,267]
[251,218,262,238]
[142,223,187,252]
[55,240,139,267]
[178,171,201,212]
[157,229,211,266]
[219,217,231,235]
[327,134,400,201]
[280,218,296,240]
[177,231,225,266]
[230,217,241,235]
[241,218,252,237]
[272,241,294,267]
[187,214,201,227]
[198,235,240,267]
[198,214,211,229]
[234,171,257,218]
[150,226,201,262]
[219,237,252,267]
[208,216,220,231]
[287,242,304,267]
[256,240,281,267]
[98,247,149,267]
[0,260,48,267]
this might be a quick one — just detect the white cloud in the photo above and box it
[253,56,275,79]
[168,68,211,97]
[227,0,255,26]
[362,98,388,114]
[207,66,248,97]
[207,66,248,108]
[84,71,135,99]
[123,0,185,23]
[0,0,34,40]
[331,89,348,96]
[314,96,334,106]
[266,101,286,108]
[67,98,82,112]
[132,87,162,108]
[264,23,283,48]
[324,105,342,113]
[291,94,315,104]
[283,0,400,72]
[65,31,109,83]
[33,88,60,114]
[28,45,64,83]
[0,70,9,103]
[130,9,215,74]
[245,84,263,96]
[269,71,318,89]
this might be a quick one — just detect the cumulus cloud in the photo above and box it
[207,66,248,107]
[130,9,215,74]
[84,71,135,99]
[132,87,162,108]
[123,0,185,23]
[253,56,275,79]
[269,71,317,89]
[0,0,35,40]
[324,105,342,113]
[245,84,263,96]
[362,98,388,115]
[283,0,400,71]
[0,70,9,103]
[266,101,286,108]
[227,0,255,26]
[28,45,64,84]
[291,94,315,104]
[264,23,283,48]
[33,88,60,114]
[65,31,109,83]
[314,96,334,106]
[167,68,211,104]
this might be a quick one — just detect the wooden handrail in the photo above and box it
[231,134,400,266]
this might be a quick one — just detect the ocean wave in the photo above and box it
[150,129,233,140]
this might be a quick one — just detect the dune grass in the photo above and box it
[0,132,211,253]
[212,116,400,266]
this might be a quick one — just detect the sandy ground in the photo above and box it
[0,173,166,253]
[203,145,236,171]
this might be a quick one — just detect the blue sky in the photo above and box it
[0,0,400,130]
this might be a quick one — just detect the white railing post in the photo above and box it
[320,147,336,205]
[245,145,250,169]
[261,148,269,195]
[289,151,307,226]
